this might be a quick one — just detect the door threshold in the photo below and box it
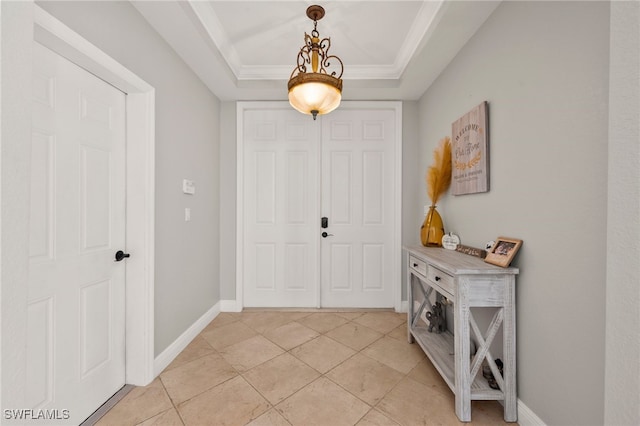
[80,384,135,426]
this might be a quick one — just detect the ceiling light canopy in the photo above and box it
[288,5,344,120]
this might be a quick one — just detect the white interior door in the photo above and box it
[242,107,320,307]
[28,42,126,424]
[320,109,396,307]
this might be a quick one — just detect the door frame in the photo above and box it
[236,101,403,311]
[33,6,156,386]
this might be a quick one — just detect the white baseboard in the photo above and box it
[221,299,406,313]
[220,299,242,312]
[153,302,221,376]
[517,399,546,426]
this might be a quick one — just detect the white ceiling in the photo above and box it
[132,1,501,102]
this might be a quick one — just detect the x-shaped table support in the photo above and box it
[469,309,505,391]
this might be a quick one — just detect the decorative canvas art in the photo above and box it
[451,102,489,195]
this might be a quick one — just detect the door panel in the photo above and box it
[329,151,352,224]
[243,109,320,307]
[28,42,126,423]
[321,109,396,307]
[26,297,54,409]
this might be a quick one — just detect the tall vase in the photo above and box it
[420,205,444,247]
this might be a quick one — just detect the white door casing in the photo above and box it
[238,102,402,310]
[29,42,126,423]
[320,108,397,307]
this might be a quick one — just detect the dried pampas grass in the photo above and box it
[426,136,452,205]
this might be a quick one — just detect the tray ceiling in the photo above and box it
[132,1,501,101]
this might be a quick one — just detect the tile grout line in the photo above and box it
[316,320,415,426]
[243,315,362,425]
[247,314,409,426]
[264,317,364,425]
[238,314,360,425]
[157,375,187,426]
[104,311,510,425]
[110,311,412,426]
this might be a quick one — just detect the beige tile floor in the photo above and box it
[96,310,514,426]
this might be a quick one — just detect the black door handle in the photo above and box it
[115,250,130,262]
[322,232,334,238]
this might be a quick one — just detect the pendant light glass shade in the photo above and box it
[288,75,342,119]
[288,5,343,120]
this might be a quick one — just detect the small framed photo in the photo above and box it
[484,237,522,267]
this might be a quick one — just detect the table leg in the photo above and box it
[503,277,517,422]
[454,282,471,422]
[407,272,415,343]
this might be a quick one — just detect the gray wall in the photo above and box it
[219,102,237,301]
[605,1,640,424]
[38,1,222,356]
[1,0,34,412]
[401,101,421,302]
[413,2,609,424]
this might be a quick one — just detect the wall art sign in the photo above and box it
[455,244,486,259]
[451,101,489,195]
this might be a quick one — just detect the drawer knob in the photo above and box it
[413,263,418,267]
[435,276,441,281]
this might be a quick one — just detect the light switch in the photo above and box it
[182,179,195,195]
[185,208,191,222]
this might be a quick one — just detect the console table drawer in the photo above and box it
[427,265,454,295]
[409,255,427,276]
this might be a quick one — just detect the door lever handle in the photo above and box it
[321,232,334,238]
[114,250,130,262]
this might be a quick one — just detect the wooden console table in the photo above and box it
[405,246,519,422]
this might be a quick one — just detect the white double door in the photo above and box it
[27,42,126,423]
[242,104,399,308]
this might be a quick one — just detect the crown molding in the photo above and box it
[185,0,445,82]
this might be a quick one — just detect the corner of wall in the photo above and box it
[220,299,242,313]
[153,302,221,377]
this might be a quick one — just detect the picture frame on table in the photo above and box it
[484,237,522,267]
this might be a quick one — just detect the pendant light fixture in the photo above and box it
[288,5,344,120]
